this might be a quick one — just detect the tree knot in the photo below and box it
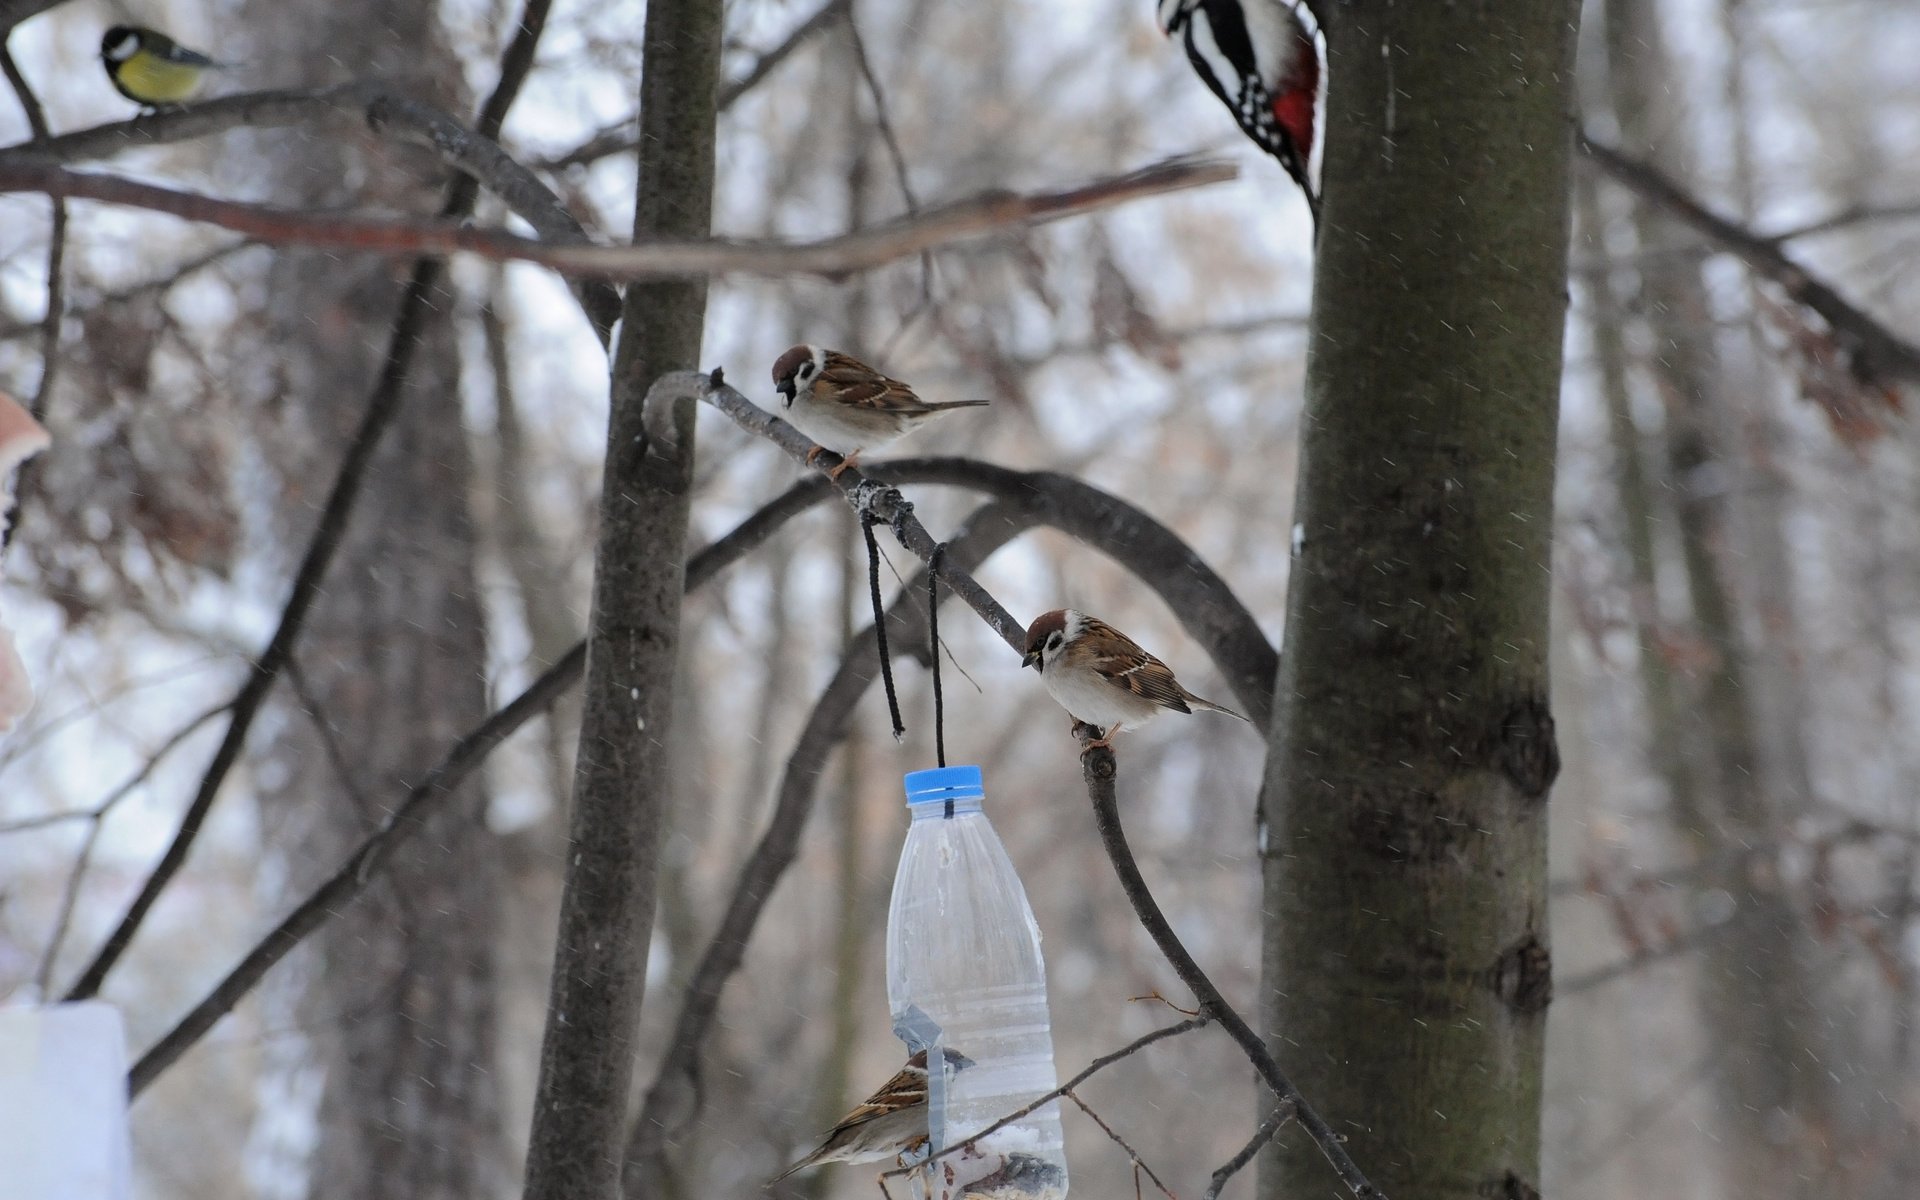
[1494,696,1559,800]
[1480,1169,1541,1200]
[1490,933,1552,1015]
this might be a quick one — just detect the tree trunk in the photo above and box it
[1603,1,1837,1192]
[521,0,724,1196]
[235,5,504,1198]
[1258,6,1577,1198]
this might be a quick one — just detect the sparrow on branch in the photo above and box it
[1022,609,1248,749]
[771,345,987,478]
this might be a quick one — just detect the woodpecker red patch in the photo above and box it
[1271,29,1319,156]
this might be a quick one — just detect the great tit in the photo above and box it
[100,25,223,109]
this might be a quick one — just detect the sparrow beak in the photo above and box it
[1021,649,1041,672]
[775,379,795,407]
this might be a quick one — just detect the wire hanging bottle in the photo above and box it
[886,765,1069,1200]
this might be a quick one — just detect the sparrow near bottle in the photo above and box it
[1022,608,1249,749]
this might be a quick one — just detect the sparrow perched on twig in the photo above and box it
[769,1047,975,1184]
[771,345,987,479]
[1022,609,1248,749]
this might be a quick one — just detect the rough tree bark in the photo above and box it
[235,5,506,1197]
[1258,6,1577,1198]
[520,0,724,1197]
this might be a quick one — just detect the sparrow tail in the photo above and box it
[920,399,991,410]
[1189,695,1250,723]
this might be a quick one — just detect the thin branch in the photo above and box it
[3,79,619,340]
[1767,199,1920,243]
[1202,1106,1290,1200]
[1580,134,1920,384]
[63,264,441,1002]
[9,84,555,231]
[0,40,62,421]
[622,497,1037,1192]
[706,378,1309,1195]
[31,699,230,995]
[0,36,63,556]
[1557,917,1734,996]
[683,446,1279,724]
[62,5,565,1003]
[127,642,585,1095]
[0,241,254,344]
[843,14,917,215]
[891,1018,1206,1183]
[1077,737,1383,1199]
[0,156,1236,283]
[0,807,93,835]
[697,375,1019,648]
[842,8,936,325]
[537,0,851,170]
[861,458,1275,724]
[34,818,103,998]
[1065,1091,1179,1200]
[124,468,859,1095]
[283,657,375,816]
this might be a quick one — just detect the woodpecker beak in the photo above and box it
[1022,648,1041,672]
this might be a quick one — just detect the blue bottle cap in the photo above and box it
[903,765,984,807]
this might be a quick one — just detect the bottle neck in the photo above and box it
[907,795,983,821]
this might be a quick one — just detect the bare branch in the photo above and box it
[31,697,229,996]
[1557,917,1735,996]
[622,499,1038,1192]
[127,642,585,1095]
[11,85,550,229]
[1580,134,1920,385]
[696,375,1023,649]
[642,381,1275,1185]
[1202,1105,1290,1200]
[62,7,570,1003]
[2,79,619,339]
[62,262,444,1002]
[1767,199,1920,242]
[861,458,1275,725]
[538,0,852,170]
[1077,736,1383,1199]
[682,403,1278,723]
[0,242,253,344]
[891,1018,1206,1183]
[843,16,918,216]
[1065,1091,1179,1200]
[0,156,1235,283]
[124,462,890,1094]
[0,39,62,422]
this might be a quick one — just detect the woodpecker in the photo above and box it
[1158,0,1321,228]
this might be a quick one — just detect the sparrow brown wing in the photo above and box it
[819,351,988,416]
[832,1059,926,1131]
[767,1054,929,1183]
[1076,618,1195,714]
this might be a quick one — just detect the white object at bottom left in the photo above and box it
[0,1002,134,1200]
